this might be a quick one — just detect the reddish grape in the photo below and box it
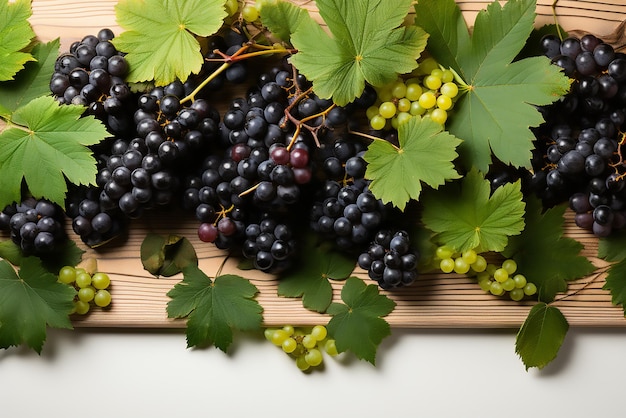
[270,146,290,165]
[198,222,218,242]
[289,148,309,168]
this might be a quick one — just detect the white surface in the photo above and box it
[1,327,625,417]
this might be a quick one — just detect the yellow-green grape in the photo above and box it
[461,249,477,265]
[409,101,426,116]
[94,289,112,307]
[397,98,411,113]
[440,82,459,98]
[436,94,453,111]
[493,268,509,283]
[509,288,525,301]
[523,283,537,296]
[78,286,96,303]
[91,272,110,290]
[435,245,454,259]
[391,80,407,99]
[75,271,92,289]
[225,0,238,16]
[430,108,448,125]
[377,85,393,103]
[513,274,527,289]
[366,105,379,120]
[241,4,260,22]
[489,281,505,296]
[325,339,339,356]
[304,348,323,367]
[424,74,442,90]
[453,257,470,274]
[417,57,439,75]
[281,337,297,354]
[311,325,327,341]
[439,258,455,273]
[302,334,317,349]
[74,300,90,315]
[502,278,516,292]
[502,259,517,275]
[418,92,437,109]
[396,112,412,126]
[405,83,423,101]
[282,325,295,336]
[270,329,289,346]
[370,114,386,130]
[264,328,275,341]
[58,266,76,284]
[296,355,310,371]
[471,255,487,273]
[478,276,492,292]
[486,263,497,276]
[441,69,455,83]
[378,101,397,119]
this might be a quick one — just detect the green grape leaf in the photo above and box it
[0,257,76,353]
[502,197,595,302]
[259,0,309,42]
[603,258,626,315]
[112,0,227,86]
[0,39,61,115]
[420,168,525,253]
[278,0,428,106]
[414,0,570,171]
[277,235,355,312]
[598,231,626,262]
[0,0,36,82]
[140,233,198,277]
[364,116,462,210]
[166,265,263,352]
[515,302,569,370]
[326,276,395,364]
[0,95,109,209]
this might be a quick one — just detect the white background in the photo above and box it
[1,326,625,417]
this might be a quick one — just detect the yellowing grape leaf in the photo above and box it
[0,258,76,353]
[502,197,595,302]
[364,116,462,211]
[0,0,36,82]
[267,0,428,106]
[0,39,60,116]
[326,277,395,365]
[112,0,227,86]
[421,168,525,253]
[414,0,570,171]
[140,233,198,277]
[166,265,263,352]
[515,302,569,370]
[0,95,108,209]
[259,0,309,42]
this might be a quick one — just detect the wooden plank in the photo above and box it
[14,0,626,328]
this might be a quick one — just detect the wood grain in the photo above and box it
[17,0,626,329]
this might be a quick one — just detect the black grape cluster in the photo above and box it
[357,229,419,289]
[50,28,135,137]
[530,33,626,236]
[182,64,349,272]
[0,198,66,256]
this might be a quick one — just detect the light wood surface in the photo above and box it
[12,0,626,328]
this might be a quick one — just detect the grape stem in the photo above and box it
[552,263,610,303]
[551,0,564,41]
[348,129,400,151]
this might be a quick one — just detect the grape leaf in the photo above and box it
[277,235,355,312]
[364,116,461,210]
[140,233,198,277]
[502,197,595,302]
[0,239,84,275]
[166,265,263,352]
[420,168,525,253]
[259,0,309,42]
[603,259,626,315]
[515,302,569,370]
[326,276,395,364]
[414,0,570,171]
[0,257,76,353]
[277,0,428,106]
[0,0,36,82]
[0,39,60,115]
[598,231,626,262]
[0,95,109,209]
[112,0,227,86]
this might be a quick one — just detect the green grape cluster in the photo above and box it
[433,246,537,301]
[58,265,112,315]
[366,57,460,130]
[264,325,338,371]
